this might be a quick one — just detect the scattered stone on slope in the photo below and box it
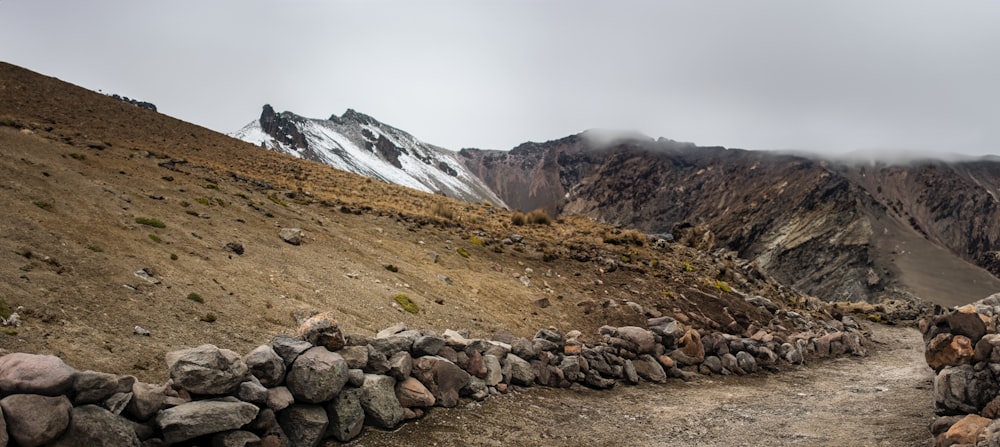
[279,227,303,245]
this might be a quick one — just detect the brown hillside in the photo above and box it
[0,62,844,381]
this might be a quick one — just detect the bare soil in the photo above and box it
[351,324,935,447]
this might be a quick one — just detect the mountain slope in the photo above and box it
[232,105,504,206]
[460,133,1000,306]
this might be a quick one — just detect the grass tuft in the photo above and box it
[456,247,470,258]
[148,234,162,243]
[32,200,53,211]
[186,292,204,304]
[135,217,166,228]
[394,294,419,314]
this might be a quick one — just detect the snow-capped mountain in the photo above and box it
[232,105,505,206]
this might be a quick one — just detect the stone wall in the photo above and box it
[0,306,867,446]
[923,294,1000,446]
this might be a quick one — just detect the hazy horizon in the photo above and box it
[1,1,997,156]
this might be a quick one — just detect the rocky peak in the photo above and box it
[259,104,308,150]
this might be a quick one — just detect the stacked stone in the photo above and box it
[0,309,868,446]
[923,295,1000,447]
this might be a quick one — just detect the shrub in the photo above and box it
[186,293,204,304]
[394,294,419,314]
[385,264,399,273]
[204,183,218,190]
[456,247,470,258]
[135,217,165,228]
[87,244,103,252]
[714,280,732,293]
[511,211,527,226]
[681,262,693,272]
[194,198,211,206]
[170,253,178,261]
[267,194,287,207]
[148,234,162,243]
[469,236,485,246]
[1,328,16,336]
[32,201,53,211]
[527,209,552,225]
[69,153,86,160]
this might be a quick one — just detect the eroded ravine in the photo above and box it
[350,324,934,447]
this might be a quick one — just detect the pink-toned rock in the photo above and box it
[680,329,705,362]
[395,377,436,408]
[296,311,346,351]
[926,333,974,371]
[615,327,656,354]
[266,386,295,412]
[942,414,991,446]
[0,394,72,447]
[0,353,76,395]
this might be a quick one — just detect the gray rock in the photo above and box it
[376,322,408,338]
[736,351,757,373]
[338,345,370,370]
[372,334,417,357]
[286,347,349,404]
[721,353,740,374]
[464,376,489,401]
[326,387,364,442]
[0,406,7,447]
[395,376,436,407]
[503,354,535,386]
[244,345,286,387]
[0,353,76,396]
[412,335,446,356]
[155,398,259,444]
[511,338,537,360]
[633,355,667,383]
[412,356,471,407]
[278,404,328,447]
[266,386,295,412]
[73,370,126,405]
[365,345,391,374]
[534,328,564,343]
[615,326,656,354]
[361,374,404,429]
[703,356,724,374]
[0,394,72,447]
[483,354,503,386]
[348,369,366,387]
[532,338,560,353]
[279,227,304,245]
[935,364,998,415]
[126,382,168,421]
[104,392,132,415]
[388,351,413,381]
[166,344,249,395]
[271,334,313,366]
[48,405,140,447]
[236,380,268,405]
[623,360,640,384]
[443,329,470,348]
[558,356,584,383]
[211,430,260,447]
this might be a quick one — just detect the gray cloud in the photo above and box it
[1,1,997,156]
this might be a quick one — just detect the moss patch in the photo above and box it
[394,294,419,314]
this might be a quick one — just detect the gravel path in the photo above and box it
[346,324,935,447]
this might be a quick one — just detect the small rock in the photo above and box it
[133,325,150,336]
[279,228,304,245]
[224,242,245,255]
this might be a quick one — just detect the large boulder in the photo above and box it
[935,364,998,415]
[286,347,350,404]
[0,353,76,395]
[245,345,286,387]
[295,311,346,351]
[325,387,364,442]
[48,405,140,447]
[411,356,471,408]
[166,344,249,395]
[155,398,259,444]
[0,394,72,447]
[360,374,404,429]
[278,404,329,447]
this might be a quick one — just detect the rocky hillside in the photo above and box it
[232,105,504,205]
[459,133,1000,306]
[0,61,866,386]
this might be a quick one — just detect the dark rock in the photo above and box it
[279,228,304,245]
[503,354,535,386]
[271,334,313,366]
[338,345,370,370]
[286,347,349,404]
[412,335,446,357]
[623,360,639,385]
[245,345,286,387]
[326,387,365,442]
[211,430,260,447]
[388,351,413,381]
[633,355,667,383]
[277,404,328,447]
[73,370,130,405]
[48,405,140,447]
[411,356,471,408]
[126,382,168,421]
[224,242,245,255]
[0,353,76,396]
[0,394,72,447]
[615,327,657,354]
[236,380,268,405]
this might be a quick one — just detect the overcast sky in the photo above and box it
[1,1,998,155]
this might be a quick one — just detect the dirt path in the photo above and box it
[347,324,935,447]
